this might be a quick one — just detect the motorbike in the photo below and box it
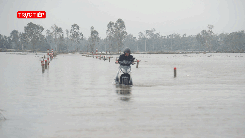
[115,59,135,85]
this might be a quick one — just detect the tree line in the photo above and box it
[0,19,244,53]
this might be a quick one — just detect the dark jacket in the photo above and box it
[118,54,134,66]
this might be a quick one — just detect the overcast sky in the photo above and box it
[0,0,244,38]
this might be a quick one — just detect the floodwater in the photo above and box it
[0,52,245,138]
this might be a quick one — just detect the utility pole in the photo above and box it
[171,34,172,51]
[134,37,138,52]
[161,37,162,51]
[153,36,154,52]
[137,40,138,52]
[145,30,149,52]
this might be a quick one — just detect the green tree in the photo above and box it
[19,32,28,50]
[36,34,51,51]
[106,19,127,53]
[145,28,156,51]
[196,24,214,52]
[46,29,53,49]
[89,26,99,52]
[114,19,127,53]
[50,24,63,52]
[124,34,137,52]
[138,31,147,52]
[70,24,83,52]
[10,30,20,50]
[24,22,44,52]
[57,34,66,52]
[0,34,4,49]
[65,29,70,52]
[3,36,11,49]
[106,21,115,52]
[225,31,245,52]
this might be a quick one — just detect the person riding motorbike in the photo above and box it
[115,48,135,83]
[118,48,134,65]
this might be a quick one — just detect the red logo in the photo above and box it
[17,11,46,18]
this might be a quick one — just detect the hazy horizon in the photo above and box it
[0,0,244,39]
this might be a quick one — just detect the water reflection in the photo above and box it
[120,96,130,102]
[42,66,45,73]
[115,85,131,102]
[115,85,131,94]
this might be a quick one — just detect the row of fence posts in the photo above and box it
[90,51,141,68]
[86,51,177,77]
[91,51,113,63]
[41,49,54,73]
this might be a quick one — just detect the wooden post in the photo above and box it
[47,57,49,66]
[49,53,52,60]
[45,60,47,69]
[136,60,139,68]
[42,59,45,73]
[174,67,177,77]
[109,57,110,62]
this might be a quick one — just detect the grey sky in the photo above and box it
[0,0,244,38]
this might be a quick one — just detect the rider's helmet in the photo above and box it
[124,47,131,54]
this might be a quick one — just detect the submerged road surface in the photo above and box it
[0,53,245,138]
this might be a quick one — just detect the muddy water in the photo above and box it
[0,52,244,138]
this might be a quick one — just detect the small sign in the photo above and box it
[17,11,46,18]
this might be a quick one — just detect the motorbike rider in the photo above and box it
[115,47,135,82]
[118,47,134,65]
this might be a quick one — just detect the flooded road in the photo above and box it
[0,52,245,138]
